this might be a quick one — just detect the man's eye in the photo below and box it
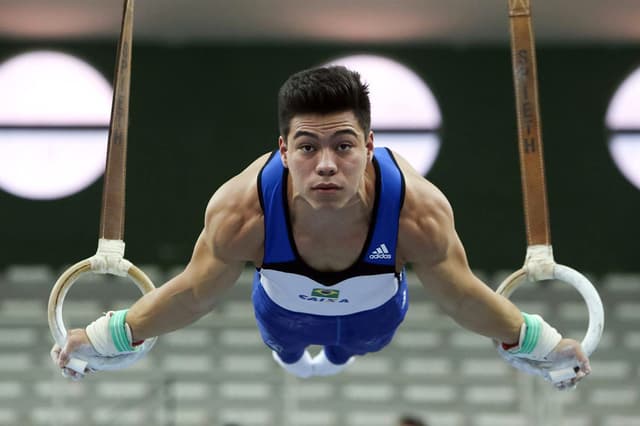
[338,143,353,151]
[299,145,315,152]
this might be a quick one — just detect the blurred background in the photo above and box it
[0,1,639,425]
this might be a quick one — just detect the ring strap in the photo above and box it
[508,0,551,246]
[99,0,134,241]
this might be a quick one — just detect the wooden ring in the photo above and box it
[48,258,157,370]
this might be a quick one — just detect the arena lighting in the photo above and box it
[606,67,640,190]
[0,51,111,200]
[324,54,442,176]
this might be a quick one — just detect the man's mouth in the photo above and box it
[312,183,341,190]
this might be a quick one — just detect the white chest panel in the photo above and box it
[259,268,399,316]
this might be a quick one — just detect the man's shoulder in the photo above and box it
[397,169,454,265]
[203,152,271,262]
[211,151,272,208]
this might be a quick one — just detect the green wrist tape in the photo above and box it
[520,312,541,354]
[109,309,134,352]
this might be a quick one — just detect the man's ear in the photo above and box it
[278,136,288,168]
[366,130,374,161]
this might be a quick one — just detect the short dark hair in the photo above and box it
[277,65,371,140]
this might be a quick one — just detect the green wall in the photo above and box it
[1,41,639,274]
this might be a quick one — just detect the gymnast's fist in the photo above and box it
[50,328,97,381]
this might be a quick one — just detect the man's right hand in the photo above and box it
[50,328,98,381]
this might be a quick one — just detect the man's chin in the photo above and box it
[308,197,346,210]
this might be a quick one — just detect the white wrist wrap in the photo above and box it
[85,311,135,357]
[507,313,562,361]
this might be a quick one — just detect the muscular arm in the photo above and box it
[125,230,245,340]
[396,155,522,344]
[393,151,590,389]
[127,154,268,340]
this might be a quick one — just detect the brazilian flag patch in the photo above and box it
[311,288,340,298]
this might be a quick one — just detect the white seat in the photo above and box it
[623,331,640,350]
[589,359,632,380]
[30,407,83,425]
[465,385,517,405]
[221,354,271,374]
[34,379,90,399]
[0,354,32,371]
[400,357,454,377]
[219,328,264,346]
[0,299,44,320]
[0,408,18,425]
[95,381,150,399]
[92,407,147,425]
[449,330,494,350]
[5,265,54,284]
[614,303,640,322]
[0,328,37,347]
[219,382,272,400]
[341,383,394,401]
[603,415,640,426]
[393,330,442,349]
[162,354,213,373]
[345,356,392,375]
[589,387,638,406]
[0,381,23,399]
[163,329,212,347]
[403,384,456,403]
[602,273,640,293]
[287,382,334,399]
[167,381,211,401]
[460,358,511,377]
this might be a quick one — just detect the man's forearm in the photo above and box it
[125,277,211,341]
[453,288,523,344]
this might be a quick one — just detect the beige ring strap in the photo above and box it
[501,0,604,383]
[509,0,550,246]
[48,0,158,373]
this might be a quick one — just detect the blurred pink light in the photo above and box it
[607,67,640,191]
[0,51,111,200]
[324,54,442,175]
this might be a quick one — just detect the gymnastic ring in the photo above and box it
[495,264,604,380]
[496,264,604,356]
[48,258,157,371]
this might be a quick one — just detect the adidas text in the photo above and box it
[369,253,392,260]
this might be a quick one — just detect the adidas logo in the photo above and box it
[369,243,392,260]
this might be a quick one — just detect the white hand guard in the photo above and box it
[79,309,148,371]
[498,313,576,384]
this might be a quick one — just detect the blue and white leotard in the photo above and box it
[252,147,409,363]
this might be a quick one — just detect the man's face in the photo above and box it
[279,110,373,209]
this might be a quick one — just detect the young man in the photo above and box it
[52,66,590,388]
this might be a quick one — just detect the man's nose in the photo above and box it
[316,149,337,176]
